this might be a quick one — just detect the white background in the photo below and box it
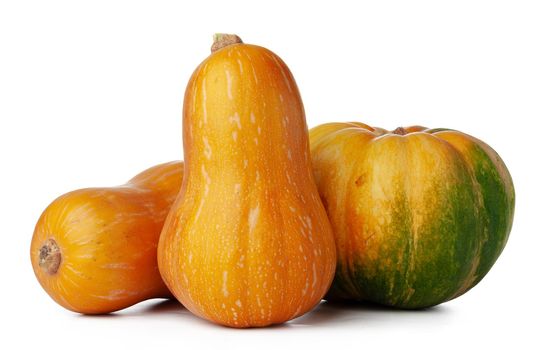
[1,0,549,348]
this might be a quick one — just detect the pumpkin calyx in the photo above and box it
[211,33,243,53]
[392,127,407,135]
[39,238,61,275]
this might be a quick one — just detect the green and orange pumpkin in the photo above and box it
[309,123,515,309]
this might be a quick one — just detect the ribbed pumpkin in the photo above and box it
[158,35,336,327]
[309,123,515,309]
[30,161,183,314]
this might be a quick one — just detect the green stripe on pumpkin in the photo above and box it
[332,137,483,308]
[451,141,515,296]
[371,147,480,308]
[401,165,480,308]
[351,188,414,307]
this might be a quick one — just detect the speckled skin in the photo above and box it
[30,161,183,314]
[158,42,336,327]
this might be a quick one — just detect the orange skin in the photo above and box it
[158,39,337,327]
[30,161,183,314]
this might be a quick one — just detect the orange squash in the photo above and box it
[158,34,337,327]
[30,161,183,314]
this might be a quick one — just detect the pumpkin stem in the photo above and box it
[211,33,243,53]
[392,127,407,135]
[39,238,62,275]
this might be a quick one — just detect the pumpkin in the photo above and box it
[309,123,515,309]
[158,34,337,327]
[30,161,183,314]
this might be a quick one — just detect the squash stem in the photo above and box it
[211,33,243,53]
[39,238,62,275]
[392,127,407,135]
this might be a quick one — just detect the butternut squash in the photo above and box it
[158,34,336,327]
[30,161,183,314]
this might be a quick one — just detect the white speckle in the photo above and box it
[287,149,292,159]
[194,164,212,223]
[194,165,211,223]
[251,65,258,83]
[203,136,212,159]
[76,254,94,259]
[225,70,233,100]
[301,280,310,296]
[232,131,238,141]
[221,303,226,309]
[250,112,256,124]
[237,254,245,268]
[248,205,260,233]
[191,82,198,112]
[101,263,133,270]
[229,112,242,129]
[243,159,248,168]
[93,289,139,301]
[234,183,241,194]
[237,59,243,74]
[298,244,303,252]
[289,206,296,212]
[202,83,208,123]
[254,137,258,145]
[312,263,317,287]
[235,299,242,308]
[286,172,292,184]
[222,271,229,297]
[305,216,312,230]
[279,94,284,102]
[201,165,211,185]
[188,253,193,263]
[255,170,260,182]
